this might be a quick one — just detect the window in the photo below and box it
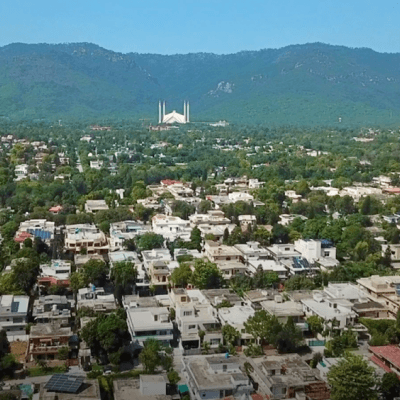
[188,325,196,330]
[183,311,192,316]
[324,251,330,257]
[223,364,227,372]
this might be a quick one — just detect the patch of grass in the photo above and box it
[27,364,68,377]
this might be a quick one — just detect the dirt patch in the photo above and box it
[10,341,27,363]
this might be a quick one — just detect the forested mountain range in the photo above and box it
[0,42,400,126]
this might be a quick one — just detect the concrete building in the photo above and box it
[294,239,339,271]
[218,305,255,345]
[152,214,192,242]
[14,164,29,181]
[85,199,109,213]
[0,295,29,338]
[142,249,172,269]
[238,215,256,231]
[202,289,243,307]
[382,244,400,261]
[261,299,307,330]
[174,289,222,351]
[77,287,117,313]
[189,210,231,227]
[15,219,55,245]
[38,260,71,289]
[64,224,108,254]
[126,305,173,348]
[109,220,148,251]
[278,214,308,226]
[26,324,73,362]
[216,261,249,280]
[183,356,252,400]
[204,241,242,263]
[32,295,72,325]
[247,354,330,400]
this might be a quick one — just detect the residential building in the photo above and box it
[204,240,242,263]
[172,289,222,351]
[189,210,231,227]
[0,295,29,337]
[278,214,308,226]
[39,377,101,400]
[15,219,55,245]
[218,305,255,345]
[261,298,307,330]
[247,259,288,279]
[109,220,148,251]
[369,345,400,375]
[285,190,302,203]
[149,261,171,294]
[248,179,264,189]
[202,289,243,307]
[142,249,172,269]
[247,354,330,400]
[167,182,194,199]
[357,275,400,317]
[301,291,365,335]
[90,160,103,169]
[32,295,72,325]
[238,215,256,231]
[26,324,73,362]
[113,376,172,400]
[77,287,117,313]
[228,192,254,203]
[183,356,252,400]
[174,248,202,261]
[126,305,173,349]
[64,224,108,254]
[216,261,249,279]
[152,214,192,242]
[294,239,339,271]
[14,164,29,181]
[37,260,71,289]
[382,244,400,261]
[85,199,109,213]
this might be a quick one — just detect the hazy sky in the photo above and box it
[1,0,399,54]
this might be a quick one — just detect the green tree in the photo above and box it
[327,352,378,400]
[111,261,137,301]
[136,232,164,251]
[191,259,223,289]
[244,310,282,345]
[70,272,88,293]
[139,338,163,374]
[380,372,400,400]
[170,263,192,287]
[167,370,181,385]
[82,259,109,286]
[57,346,69,360]
[222,324,240,346]
[307,315,324,336]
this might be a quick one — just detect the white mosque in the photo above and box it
[158,101,190,124]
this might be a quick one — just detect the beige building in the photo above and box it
[204,240,242,263]
[64,224,109,254]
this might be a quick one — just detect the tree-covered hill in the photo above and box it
[0,42,400,125]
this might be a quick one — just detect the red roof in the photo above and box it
[370,355,392,373]
[383,188,400,194]
[161,179,181,186]
[369,346,400,370]
[49,205,63,213]
[14,232,32,243]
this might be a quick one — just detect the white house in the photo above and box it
[152,214,192,242]
[0,295,30,338]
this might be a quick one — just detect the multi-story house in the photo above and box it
[37,260,71,289]
[32,295,72,325]
[109,221,148,251]
[26,324,73,363]
[0,295,29,337]
[84,200,109,213]
[204,241,242,263]
[15,219,55,245]
[125,305,173,349]
[77,287,117,313]
[64,224,108,255]
[183,356,252,400]
[172,289,222,351]
[152,214,192,242]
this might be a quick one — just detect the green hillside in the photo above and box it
[0,42,399,125]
